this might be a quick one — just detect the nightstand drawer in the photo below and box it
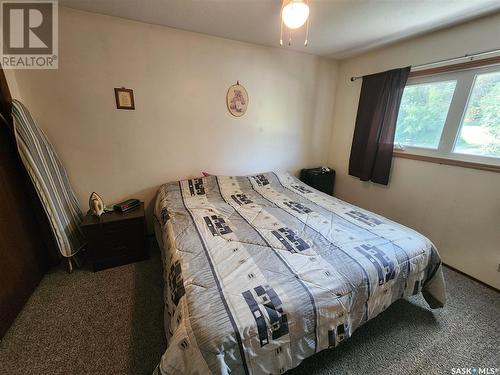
[99,235,144,257]
[83,219,143,243]
[89,236,148,271]
[100,218,143,236]
[92,249,148,271]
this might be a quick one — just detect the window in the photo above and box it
[454,71,500,158]
[395,63,500,168]
[396,80,456,149]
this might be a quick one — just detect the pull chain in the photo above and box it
[304,17,310,47]
[280,19,284,46]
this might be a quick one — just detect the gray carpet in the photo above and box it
[1,242,498,375]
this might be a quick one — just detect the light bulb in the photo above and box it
[282,0,309,30]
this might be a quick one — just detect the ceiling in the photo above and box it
[59,0,500,59]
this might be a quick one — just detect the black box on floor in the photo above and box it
[300,167,335,195]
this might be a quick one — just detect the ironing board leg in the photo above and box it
[66,257,73,273]
[73,254,82,268]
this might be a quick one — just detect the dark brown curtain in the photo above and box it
[348,66,410,185]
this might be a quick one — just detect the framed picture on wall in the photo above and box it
[114,87,135,110]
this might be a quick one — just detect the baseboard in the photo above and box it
[443,262,499,293]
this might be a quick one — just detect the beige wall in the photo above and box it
[328,13,500,289]
[11,7,338,228]
[4,69,21,100]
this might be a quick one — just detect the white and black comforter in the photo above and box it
[153,172,445,375]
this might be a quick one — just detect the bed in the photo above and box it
[153,172,445,375]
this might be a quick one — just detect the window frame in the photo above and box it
[394,62,500,172]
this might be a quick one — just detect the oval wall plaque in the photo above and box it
[226,82,248,117]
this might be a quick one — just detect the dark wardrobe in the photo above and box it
[0,68,58,338]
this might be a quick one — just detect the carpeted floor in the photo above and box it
[0,242,498,375]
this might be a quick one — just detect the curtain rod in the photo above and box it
[349,47,500,82]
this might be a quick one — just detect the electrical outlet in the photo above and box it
[497,264,500,272]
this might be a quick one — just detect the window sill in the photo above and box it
[393,151,500,173]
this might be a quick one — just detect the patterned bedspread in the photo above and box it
[153,172,445,375]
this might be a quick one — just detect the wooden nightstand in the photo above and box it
[81,203,149,271]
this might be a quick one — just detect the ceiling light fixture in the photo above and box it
[280,0,310,47]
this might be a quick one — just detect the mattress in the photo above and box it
[153,172,445,375]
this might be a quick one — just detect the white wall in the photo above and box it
[11,7,338,228]
[328,13,500,289]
